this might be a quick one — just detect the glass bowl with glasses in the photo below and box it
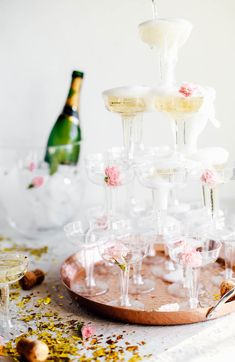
[0,142,83,238]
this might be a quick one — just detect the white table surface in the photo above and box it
[1,226,235,362]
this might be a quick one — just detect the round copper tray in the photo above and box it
[60,252,235,325]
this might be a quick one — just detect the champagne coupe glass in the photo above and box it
[0,253,28,339]
[135,156,186,275]
[224,234,235,280]
[85,149,134,224]
[168,237,221,309]
[99,219,151,308]
[102,86,152,159]
[64,220,108,297]
[200,165,235,229]
[127,220,156,295]
[210,226,235,286]
[139,17,192,86]
[153,85,217,157]
[136,156,186,237]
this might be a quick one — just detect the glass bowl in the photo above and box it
[0,143,83,238]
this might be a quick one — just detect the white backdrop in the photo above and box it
[0,0,234,206]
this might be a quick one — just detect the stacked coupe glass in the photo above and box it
[65,3,235,312]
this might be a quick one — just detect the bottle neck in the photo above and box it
[64,76,83,114]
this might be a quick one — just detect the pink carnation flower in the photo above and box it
[28,161,36,172]
[180,248,202,268]
[95,215,108,230]
[179,83,197,97]
[81,324,96,340]
[103,243,129,270]
[104,166,121,186]
[28,176,44,189]
[201,169,218,188]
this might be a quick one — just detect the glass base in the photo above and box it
[169,202,191,214]
[128,197,148,217]
[168,282,187,298]
[71,280,108,297]
[143,254,165,265]
[108,298,144,309]
[129,278,155,295]
[177,301,199,310]
[211,274,224,287]
[162,268,184,284]
[151,260,176,278]
[0,318,28,340]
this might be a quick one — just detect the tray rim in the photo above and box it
[60,253,235,326]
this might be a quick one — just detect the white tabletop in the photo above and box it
[1,227,235,361]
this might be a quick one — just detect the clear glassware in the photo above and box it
[168,237,221,309]
[0,142,83,238]
[64,220,108,297]
[102,86,152,159]
[209,226,235,286]
[99,219,151,308]
[136,156,186,236]
[200,165,235,229]
[128,221,156,295]
[153,85,217,157]
[139,18,192,86]
[85,149,134,224]
[151,218,182,282]
[224,238,235,280]
[0,253,28,339]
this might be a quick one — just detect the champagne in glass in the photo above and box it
[139,18,192,86]
[103,86,152,158]
[154,84,217,155]
[0,253,28,339]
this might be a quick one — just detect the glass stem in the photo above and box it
[105,185,116,224]
[133,260,144,286]
[224,242,235,280]
[0,285,11,329]
[152,189,168,235]
[187,267,200,309]
[203,185,219,222]
[122,114,143,159]
[147,244,156,257]
[174,119,186,154]
[159,49,176,87]
[152,0,158,19]
[83,248,96,289]
[122,115,134,159]
[120,265,130,306]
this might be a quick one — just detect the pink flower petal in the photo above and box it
[180,249,202,268]
[28,162,36,172]
[201,169,218,188]
[28,176,44,189]
[179,83,197,98]
[104,166,121,186]
[81,325,96,339]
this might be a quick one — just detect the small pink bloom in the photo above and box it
[28,176,44,189]
[95,216,108,230]
[28,162,36,172]
[103,243,129,269]
[81,324,96,340]
[179,83,197,97]
[180,248,202,268]
[104,166,121,187]
[201,169,218,188]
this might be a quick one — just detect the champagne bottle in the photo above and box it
[44,70,84,174]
